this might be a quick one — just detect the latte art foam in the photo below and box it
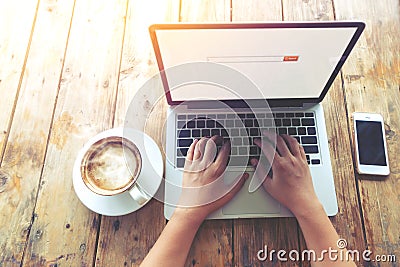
[83,138,142,194]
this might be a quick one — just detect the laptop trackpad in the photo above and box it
[222,175,281,215]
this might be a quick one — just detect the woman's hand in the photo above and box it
[252,132,321,217]
[175,136,248,222]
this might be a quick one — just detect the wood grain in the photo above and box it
[0,0,74,265]
[334,0,400,265]
[231,2,301,266]
[0,0,38,162]
[95,0,180,266]
[282,0,367,266]
[22,0,128,266]
[178,1,235,266]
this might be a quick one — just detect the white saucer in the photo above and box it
[73,128,164,216]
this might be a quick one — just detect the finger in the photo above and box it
[275,134,291,157]
[193,137,208,160]
[254,138,277,164]
[202,135,222,163]
[299,144,307,162]
[214,139,230,169]
[186,139,198,161]
[281,134,301,156]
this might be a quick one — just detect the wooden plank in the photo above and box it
[231,2,301,266]
[21,0,128,266]
[282,1,367,266]
[0,0,38,162]
[180,0,230,22]
[95,0,180,266]
[232,0,282,21]
[334,0,400,263]
[0,0,74,266]
[178,1,234,266]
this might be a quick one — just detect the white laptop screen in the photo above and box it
[150,23,364,104]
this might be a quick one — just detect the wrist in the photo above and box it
[292,200,325,220]
[172,207,207,228]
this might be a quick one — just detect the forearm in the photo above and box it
[295,204,356,267]
[140,209,204,267]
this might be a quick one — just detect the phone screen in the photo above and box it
[356,121,387,166]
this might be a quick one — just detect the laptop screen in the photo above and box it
[150,22,364,105]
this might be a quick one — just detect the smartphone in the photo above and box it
[353,112,390,176]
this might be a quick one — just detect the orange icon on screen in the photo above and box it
[283,56,299,62]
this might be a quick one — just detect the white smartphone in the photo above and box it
[353,112,390,176]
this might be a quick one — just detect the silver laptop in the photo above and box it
[149,22,364,219]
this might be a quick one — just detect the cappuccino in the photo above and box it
[81,136,142,195]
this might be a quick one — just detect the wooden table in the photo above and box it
[0,0,399,266]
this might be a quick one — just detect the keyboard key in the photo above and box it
[250,128,260,136]
[230,128,239,136]
[275,113,284,118]
[278,128,287,134]
[240,128,247,136]
[238,114,246,119]
[188,115,196,119]
[177,115,186,120]
[192,129,200,137]
[311,159,321,165]
[201,129,210,136]
[292,118,300,126]
[221,129,229,137]
[177,121,186,128]
[235,120,243,127]
[294,136,300,143]
[307,127,316,135]
[246,113,255,118]
[285,113,294,118]
[211,129,220,136]
[288,128,297,135]
[295,112,304,117]
[226,114,235,119]
[231,147,238,155]
[282,119,291,126]
[233,138,242,146]
[263,118,273,127]
[253,119,260,127]
[225,120,234,127]
[178,139,192,147]
[298,127,306,135]
[306,155,310,161]
[186,121,195,128]
[238,147,247,155]
[196,120,205,128]
[177,148,188,157]
[244,119,253,127]
[217,114,226,119]
[178,129,190,138]
[274,119,282,127]
[303,145,319,154]
[305,112,314,117]
[208,114,216,119]
[257,113,265,118]
[250,146,260,155]
[301,136,317,144]
[176,158,185,168]
[206,120,215,128]
[301,118,315,126]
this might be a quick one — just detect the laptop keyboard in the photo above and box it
[176,112,321,168]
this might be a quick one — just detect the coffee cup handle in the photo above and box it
[128,185,149,206]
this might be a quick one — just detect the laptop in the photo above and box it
[149,22,365,219]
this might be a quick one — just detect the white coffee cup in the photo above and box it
[80,136,149,205]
